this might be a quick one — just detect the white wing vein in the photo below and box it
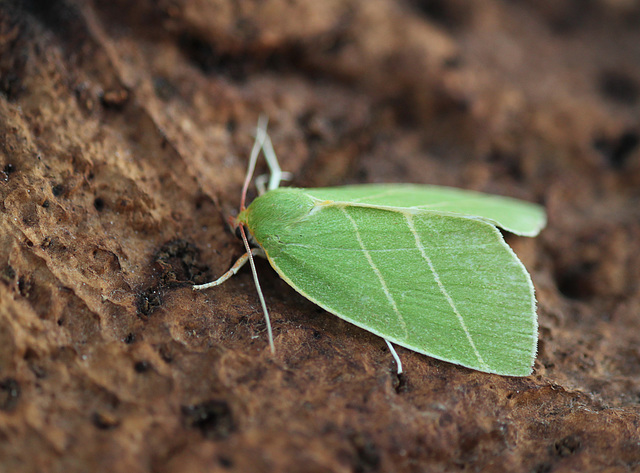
[404,213,489,370]
[340,207,409,338]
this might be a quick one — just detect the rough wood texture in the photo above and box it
[1,1,639,472]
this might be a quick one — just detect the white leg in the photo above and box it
[256,171,293,195]
[193,247,265,290]
[253,117,294,194]
[255,174,268,195]
[385,339,403,375]
[260,132,284,191]
[240,116,269,209]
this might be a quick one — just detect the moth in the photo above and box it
[195,119,546,376]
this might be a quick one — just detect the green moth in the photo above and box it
[195,119,546,377]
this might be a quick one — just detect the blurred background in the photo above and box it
[0,1,639,471]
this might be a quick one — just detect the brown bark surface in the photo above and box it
[1,1,639,472]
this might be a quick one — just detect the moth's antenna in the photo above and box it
[240,224,275,354]
[240,115,275,354]
[240,115,269,211]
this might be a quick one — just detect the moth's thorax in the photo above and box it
[239,188,317,249]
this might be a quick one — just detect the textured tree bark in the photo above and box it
[0,1,639,472]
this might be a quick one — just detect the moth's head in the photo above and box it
[230,213,252,242]
[228,214,239,229]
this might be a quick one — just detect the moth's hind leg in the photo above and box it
[384,339,403,375]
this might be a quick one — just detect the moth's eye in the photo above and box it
[234,226,243,240]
